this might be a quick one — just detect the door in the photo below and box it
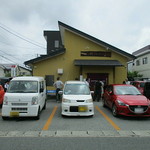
[87,73,108,91]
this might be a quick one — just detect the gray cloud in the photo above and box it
[0,0,150,64]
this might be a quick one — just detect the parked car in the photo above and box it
[130,81,145,94]
[0,85,5,106]
[2,76,46,120]
[103,84,150,117]
[143,82,150,100]
[60,81,94,116]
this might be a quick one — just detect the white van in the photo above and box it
[2,76,46,120]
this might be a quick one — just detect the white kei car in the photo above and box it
[61,81,94,116]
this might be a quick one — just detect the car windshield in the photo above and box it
[64,84,90,95]
[115,86,141,95]
[7,81,38,93]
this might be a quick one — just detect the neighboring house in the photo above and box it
[25,21,135,92]
[16,65,32,76]
[0,64,32,77]
[129,45,150,80]
[0,65,5,77]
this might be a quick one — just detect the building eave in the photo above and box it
[74,59,123,66]
[24,48,65,66]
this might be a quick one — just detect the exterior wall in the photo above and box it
[132,53,150,79]
[32,30,128,90]
[64,31,128,84]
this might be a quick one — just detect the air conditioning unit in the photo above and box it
[57,68,63,74]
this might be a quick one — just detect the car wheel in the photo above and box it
[61,114,66,118]
[102,98,106,107]
[2,116,8,120]
[35,107,40,120]
[112,104,118,117]
[43,101,46,110]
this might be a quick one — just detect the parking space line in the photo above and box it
[95,106,121,131]
[42,106,58,131]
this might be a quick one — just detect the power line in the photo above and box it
[0,49,39,65]
[0,49,22,61]
[0,40,44,50]
[0,22,45,46]
[0,23,46,49]
[0,54,18,64]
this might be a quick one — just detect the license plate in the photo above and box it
[134,108,144,113]
[78,106,87,112]
[10,112,19,117]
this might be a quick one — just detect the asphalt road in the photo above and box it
[0,99,150,133]
[1,99,150,149]
[0,137,150,150]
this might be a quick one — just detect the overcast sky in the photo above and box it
[0,0,150,66]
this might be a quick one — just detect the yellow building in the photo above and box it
[25,21,135,92]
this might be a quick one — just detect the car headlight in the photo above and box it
[62,98,71,103]
[32,97,38,105]
[117,100,128,106]
[86,99,93,103]
[3,96,8,105]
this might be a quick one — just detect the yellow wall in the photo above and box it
[64,30,128,84]
[32,29,128,89]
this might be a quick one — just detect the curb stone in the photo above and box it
[0,130,150,137]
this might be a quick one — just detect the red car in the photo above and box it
[0,85,5,106]
[103,84,150,117]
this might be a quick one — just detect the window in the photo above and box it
[45,75,54,86]
[40,81,44,92]
[64,84,90,95]
[136,60,140,66]
[8,81,38,93]
[142,57,148,64]
[54,40,59,48]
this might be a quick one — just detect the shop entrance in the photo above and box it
[87,73,108,90]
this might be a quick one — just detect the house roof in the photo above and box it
[0,64,16,69]
[58,21,136,60]
[24,21,135,66]
[132,45,150,56]
[74,60,123,66]
[24,48,65,66]
[0,64,32,72]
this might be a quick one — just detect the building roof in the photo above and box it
[132,45,150,56]
[74,59,123,66]
[25,21,135,66]
[0,64,17,70]
[58,21,135,60]
[24,48,65,66]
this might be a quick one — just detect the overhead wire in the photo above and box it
[0,22,46,64]
[0,54,17,64]
[0,40,44,50]
[0,22,46,49]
